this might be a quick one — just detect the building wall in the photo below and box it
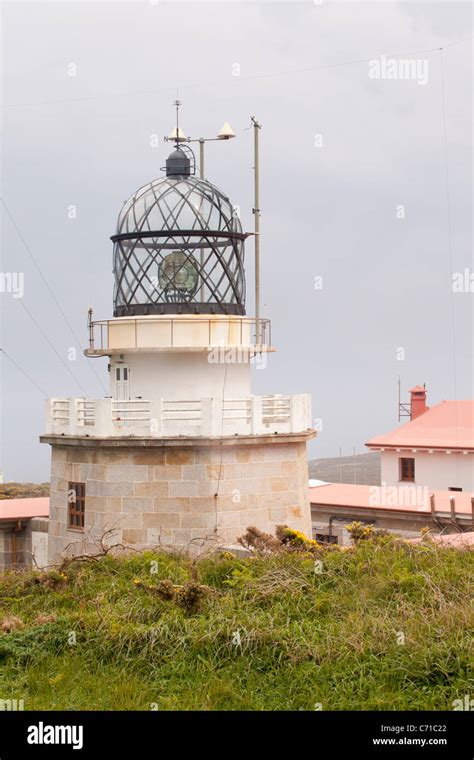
[0,530,8,570]
[47,439,312,564]
[380,450,474,491]
[26,518,50,569]
[110,352,252,401]
[311,505,438,547]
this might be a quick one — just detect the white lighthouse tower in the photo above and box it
[41,113,315,562]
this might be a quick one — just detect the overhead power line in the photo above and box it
[1,199,107,394]
[17,300,89,396]
[438,47,460,484]
[439,47,458,394]
[0,348,48,399]
[1,37,472,110]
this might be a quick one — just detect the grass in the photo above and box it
[0,535,472,711]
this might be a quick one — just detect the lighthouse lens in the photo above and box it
[158,251,199,301]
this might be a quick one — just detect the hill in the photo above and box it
[0,530,471,710]
[0,482,50,500]
[309,452,381,485]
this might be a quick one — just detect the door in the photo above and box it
[115,365,130,400]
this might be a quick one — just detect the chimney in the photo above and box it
[410,385,427,420]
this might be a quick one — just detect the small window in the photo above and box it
[116,368,120,381]
[449,487,462,492]
[123,367,128,381]
[68,482,85,530]
[400,457,415,482]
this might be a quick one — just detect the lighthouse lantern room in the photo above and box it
[41,109,316,561]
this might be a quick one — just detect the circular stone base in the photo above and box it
[44,435,314,563]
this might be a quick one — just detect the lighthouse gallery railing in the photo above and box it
[44,394,312,438]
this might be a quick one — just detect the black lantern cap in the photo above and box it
[165,148,191,177]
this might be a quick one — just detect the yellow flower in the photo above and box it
[48,673,64,686]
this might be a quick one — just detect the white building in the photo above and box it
[366,386,474,492]
[309,386,474,545]
[41,132,315,562]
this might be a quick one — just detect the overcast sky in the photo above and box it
[1,0,472,482]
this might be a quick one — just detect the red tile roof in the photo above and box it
[365,400,474,450]
[409,531,474,547]
[309,482,473,515]
[0,497,49,521]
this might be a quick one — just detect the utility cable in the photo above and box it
[1,198,107,394]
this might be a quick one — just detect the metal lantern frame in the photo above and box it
[112,174,247,317]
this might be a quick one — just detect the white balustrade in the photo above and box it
[45,394,312,438]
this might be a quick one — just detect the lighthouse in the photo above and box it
[41,112,316,562]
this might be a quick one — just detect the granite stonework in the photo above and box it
[45,437,313,564]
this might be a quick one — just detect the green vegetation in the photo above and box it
[0,530,472,711]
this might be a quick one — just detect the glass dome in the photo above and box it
[112,155,246,317]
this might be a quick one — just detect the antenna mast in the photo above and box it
[398,377,411,420]
[173,98,182,148]
[251,116,261,346]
